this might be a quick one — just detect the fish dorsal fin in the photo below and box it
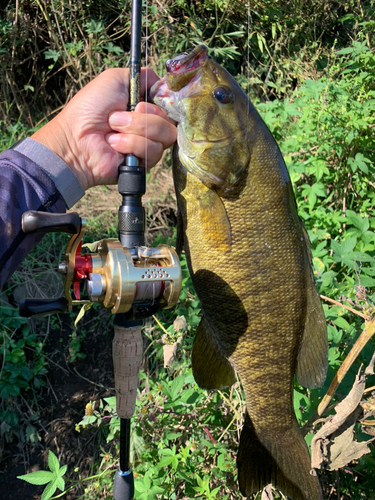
[192,317,236,390]
[296,235,328,389]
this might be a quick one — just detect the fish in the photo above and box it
[150,45,328,500]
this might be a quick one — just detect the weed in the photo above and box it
[2,2,375,499]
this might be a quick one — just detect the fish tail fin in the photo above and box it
[237,413,322,500]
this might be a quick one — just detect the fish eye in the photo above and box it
[213,86,234,104]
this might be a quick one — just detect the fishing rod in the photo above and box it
[113,1,144,498]
[19,1,182,498]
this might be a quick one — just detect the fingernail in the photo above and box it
[135,102,157,114]
[106,133,121,146]
[109,112,131,127]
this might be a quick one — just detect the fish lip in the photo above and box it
[165,45,209,74]
[149,45,209,103]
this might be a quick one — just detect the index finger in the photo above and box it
[140,68,161,98]
[134,102,177,127]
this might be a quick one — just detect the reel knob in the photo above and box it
[19,297,69,317]
[86,273,106,301]
[20,210,87,317]
[22,211,82,235]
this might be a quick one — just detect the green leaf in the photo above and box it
[135,478,148,493]
[345,210,370,233]
[44,49,60,62]
[362,267,375,276]
[166,432,182,440]
[348,153,372,174]
[58,464,67,477]
[350,251,374,263]
[178,388,200,404]
[328,347,340,365]
[359,275,375,287]
[144,474,151,490]
[17,470,54,485]
[171,455,179,470]
[271,23,276,39]
[104,42,124,55]
[157,456,174,468]
[327,325,343,344]
[331,237,357,259]
[170,376,185,399]
[26,424,39,444]
[312,182,326,197]
[48,450,60,474]
[103,396,116,410]
[41,480,58,500]
[160,446,176,456]
[55,475,65,491]
[150,485,165,495]
[333,316,351,331]
[217,453,225,468]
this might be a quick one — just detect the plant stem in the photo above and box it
[303,316,375,436]
[320,294,370,321]
[218,390,242,421]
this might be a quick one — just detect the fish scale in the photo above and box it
[151,45,328,500]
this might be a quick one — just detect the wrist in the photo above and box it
[31,113,91,191]
[10,137,85,209]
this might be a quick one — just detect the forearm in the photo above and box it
[0,68,177,289]
[0,140,84,288]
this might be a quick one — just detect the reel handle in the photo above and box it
[19,297,69,317]
[22,211,82,235]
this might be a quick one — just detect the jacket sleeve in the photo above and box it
[0,139,84,288]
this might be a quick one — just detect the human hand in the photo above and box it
[31,68,177,191]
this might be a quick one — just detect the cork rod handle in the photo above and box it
[113,325,143,419]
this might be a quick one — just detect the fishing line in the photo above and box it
[145,0,157,308]
[247,0,252,118]
[144,0,149,245]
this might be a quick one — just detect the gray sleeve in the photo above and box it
[11,138,85,209]
[0,142,84,288]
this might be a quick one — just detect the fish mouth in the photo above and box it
[165,45,209,74]
[149,45,208,106]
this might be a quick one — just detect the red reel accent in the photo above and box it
[73,242,93,299]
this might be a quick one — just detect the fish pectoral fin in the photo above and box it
[296,265,328,389]
[237,413,323,500]
[192,318,236,390]
[193,186,232,253]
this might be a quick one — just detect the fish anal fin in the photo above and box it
[192,318,236,390]
[296,265,328,389]
[238,414,322,500]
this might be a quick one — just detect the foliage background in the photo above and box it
[1,0,375,499]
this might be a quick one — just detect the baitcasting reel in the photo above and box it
[19,210,181,319]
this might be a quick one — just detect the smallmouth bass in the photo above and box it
[150,45,328,500]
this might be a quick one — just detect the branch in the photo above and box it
[303,317,375,435]
[320,294,370,321]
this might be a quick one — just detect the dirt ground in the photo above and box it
[0,161,177,499]
[0,304,115,499]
